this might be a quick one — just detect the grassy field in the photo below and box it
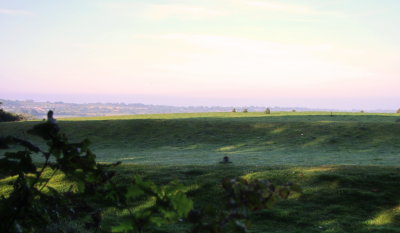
[1,112,400,166]
[1,112,400,232]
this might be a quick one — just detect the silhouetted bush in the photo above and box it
[264,108,271,114]
[0,102,34,122]
[0,107,23,122]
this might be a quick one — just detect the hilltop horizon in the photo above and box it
[2,92,399,112]
[1,98,397,120]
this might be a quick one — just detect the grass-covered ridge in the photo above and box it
[1,112,400,166]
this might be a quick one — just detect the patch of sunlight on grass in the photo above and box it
[0,184,13,197]
[120,156,147,161]
[0,175,18,184]
[270,127,286,134]
[366,206,400,226]
[242,171,269,180]
[329,180,340,189]
[302,136,328,147]
[45,172,75,193]
[287,192,301,199]
[216,144,245,152]
[320,219,337,225]
[136,197,157,212]
[184,144,200,150]
[302,166,337,173]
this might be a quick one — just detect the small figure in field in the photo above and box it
[47,110,57,124]
[220,156,232,164]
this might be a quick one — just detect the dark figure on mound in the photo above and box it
[47,110,57,124]
[220,156,232,164]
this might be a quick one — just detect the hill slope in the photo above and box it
[1,112,400,166]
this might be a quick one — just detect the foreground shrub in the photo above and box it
[0,102,31,122]
[0,114,192,233]
[189,178,300,233]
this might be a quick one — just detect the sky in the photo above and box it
[1,0,399,110]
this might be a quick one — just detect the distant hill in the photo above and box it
[0,99,394,119]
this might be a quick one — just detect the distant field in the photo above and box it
[1,112,400,166]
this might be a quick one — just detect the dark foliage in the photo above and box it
[188,178,300,233]
[0,102,30,122]
[0,109,24,122]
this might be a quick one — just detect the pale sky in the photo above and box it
[1,0,399,110]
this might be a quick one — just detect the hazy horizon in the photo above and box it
[1,0,399,110]
[1,93,398,111]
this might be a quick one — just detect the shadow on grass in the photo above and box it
[53,115,400,149]
[2,114,400,165]
[112,164,400,233]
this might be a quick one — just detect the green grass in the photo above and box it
[1,164,400,232]
[1,112,400,232]
[1,112,400,166]
[131,164,399,233]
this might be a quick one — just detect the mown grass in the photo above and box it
[1,112,400,232]
[1,112,400,166]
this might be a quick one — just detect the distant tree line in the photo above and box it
[231,107,271,114]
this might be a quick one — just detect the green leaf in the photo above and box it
[126,185,145,200]
[76,181,85,193]
[111,221,134,233]
[170,192,193,217]
[133,176,156,193]
[150,216,169,226]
